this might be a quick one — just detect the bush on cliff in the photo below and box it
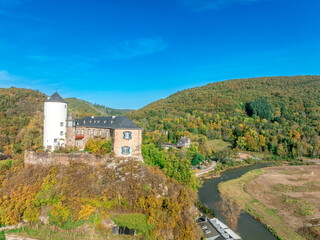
[85,138,112,155]
[0,161,200,239]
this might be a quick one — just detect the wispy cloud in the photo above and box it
[178,0,270,11]
[0,70,23,82]
[103,38,167,60]
[28,55,51,62]
[0,70,65,93]
[0,9,51,23]
[0,0,21,7]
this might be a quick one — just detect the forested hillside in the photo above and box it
[0,88,129,154]
[0,88,46,155]
[66,98,131,118]
[128,75,320,159]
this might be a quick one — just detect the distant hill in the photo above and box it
[0,87,131,152]
[66,97,132,118]
[129,75,320,120]
[129,75,320,158]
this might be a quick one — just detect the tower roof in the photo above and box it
[45,92,67,103]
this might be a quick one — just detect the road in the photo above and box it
[195,161,217,177]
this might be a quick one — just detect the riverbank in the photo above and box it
[218,165,320,240]
[199,157,316,180]
[198,163,279,240]
[198,160,278,179]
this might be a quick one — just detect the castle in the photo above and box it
[43,92,142,158]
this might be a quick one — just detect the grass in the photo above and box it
[111,213,155,239]
[218,169,304,240]
[273,182,320,193]
[279,170,310,175]
[0,159,17,170]
[3,223,136,240]
[282,196,314,216]
[208,139,232,152]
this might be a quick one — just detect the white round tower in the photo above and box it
[43,92,68,151]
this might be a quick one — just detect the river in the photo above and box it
[198,163,278,240]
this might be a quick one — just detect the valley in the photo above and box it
[218,165,320,240]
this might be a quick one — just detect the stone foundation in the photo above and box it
[24,150,143,167]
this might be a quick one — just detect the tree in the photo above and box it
[191,152,205,166]
[236,137,246,150]
[85,138,112,155]
[245,99,272,120]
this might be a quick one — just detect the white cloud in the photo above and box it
[103,38,167,60]
[178,0,270,11]
[0,70,22,82]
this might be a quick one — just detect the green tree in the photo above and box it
[191,152,205,166]
[85,138,112,155]
[245,99,273,120]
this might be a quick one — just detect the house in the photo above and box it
[162,142,176,150]
[162,136,192,150]
[43,92,142,158]
[176,136,191,148]
[196,215,241,240]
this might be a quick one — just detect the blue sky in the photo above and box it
[0,0,319,109]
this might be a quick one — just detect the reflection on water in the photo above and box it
[198,163,278,240]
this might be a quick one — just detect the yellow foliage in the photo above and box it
[23,205,40,223]
[78,204,95,220]
[49,202,70,225]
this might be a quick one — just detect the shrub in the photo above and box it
[85,138,112,155]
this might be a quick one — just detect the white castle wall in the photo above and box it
[43,101,67,151]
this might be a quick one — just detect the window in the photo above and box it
[121,146,130,155]
[99,130,101,136]
[89,120,92,123]
[54,139,58,143]
[106,131,109,138]
[82,140,84,146]
[76,129,80,134]
[93,129,96,135]
[81,129,84,134]
[83,120,86,124]
[104,120,106,124]
[123,131,132,140]
[60,131,64,136]
[60,122,64,127]
[76,141,79,147]
[88,129,91,135]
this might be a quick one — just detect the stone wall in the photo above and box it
[66,126,111,150]
[24,150,142,167]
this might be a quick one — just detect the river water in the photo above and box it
[198,163,278,240]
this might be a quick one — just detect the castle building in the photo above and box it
[43,92,142,158]
[43,92,68,151]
